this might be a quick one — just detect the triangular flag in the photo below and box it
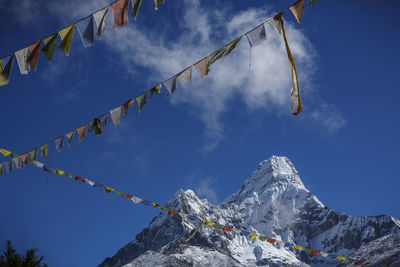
[93,182,104,188]
[93,6,109,39]
[122,98,134,116]
[213,223,224,229]
[258,236,267,241]
[85,179,95,186]
[27,40,42,71]
[12,157,21,169]
[20,153,29,166]
[64,172,74,178]
[75,176,85,182]
[122,193,132,199]
[0,55,15,86]
[110,106,122,125]
[32,161,44,168]
[54,136,64,152]
[136,92,147,113]
[159,206,169,212]
[77,17,95,48]
[209,46,227,66]
[149,84,161,98]
[267,15,283,35]
[294,245,303,250]
[152,203,160,207]
[15,48,30,75]
[131,0,142,20]
[64,131,75,147]
[54,168,64,175]
[205,220,214,227]
[303,247,312,253]
[163,76,177,95]
[88,118,103,135]
[319,252,329,257]
[311,249,320,255]
[246,24,267,47]
[336,256,346,261]
[289,0,305,24]
[41,33,58,62]
[194,56,210,78]
[114,190,123,195]
[76,124,88,142]
[154,0,164,10]
[59,25,75,56]
[112,0,129,29]
[168,209,179,215]
[179,212,188,219]
[177,67,192,82]
[0,148,12,157]
[225,36,243,57]
[131,196,143,204]
[222,226,232,231]
[40,144,48,157]
[99,113,108,125]
[249,233,259,239]
[104,186,114,193]
[4,160,13,172]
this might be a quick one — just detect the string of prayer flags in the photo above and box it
[65,131,75,147]
[163,76,177,95]
[177,67,192,82]
[77,17,95,48]
[110,107,122,125]
[112,0,129,29]
[136,92,147,113]
[209,36,243,66]
[27,40,42,71]
[76,124,88,142]
[15,48,30,75]
[289,0,305,24]
[94,6,109,39]
[59,25,75,56]
[20,153,29,166]
[131,0,142,20]
[55,136,65,152]
[269,12,302,115]
[41,33,58,62]
[122,98,134,116]
[149,84,162,98]
[194,56,210,79]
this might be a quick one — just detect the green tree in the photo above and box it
[0,241,48,267]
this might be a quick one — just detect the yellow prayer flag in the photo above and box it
[152,203,160,207]
[0,59,8,86]
[59,25,75,56]
[337,256,346,261]
[54,168,64,175]
[104,186,114,193]
[205,220,214,227]
[0,148,12,157]
[249,233,259,239]
[294,245,303,250]
[40,144,48,157]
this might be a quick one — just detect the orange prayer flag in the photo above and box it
[27,40,42,71]
[289,0,305,24]
[112,0,129,29]
[194,56,210,79]
[76,124,88,142]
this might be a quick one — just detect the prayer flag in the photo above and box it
[310,0,319,9]
[168,209,179,215]
[141,200,151,206]
[213,223,224,229]
[179,212,188,219]
[28,149,38,162]
[246,24,266,47]
[266,17,282,35]
[122,193,132,199]
[93,7,109,39]
[289,0,305,24]
[149,84,161,98]
[249,233,258,239]
[63,172,74,178]
[65,131,75,147]
[104,186,114,193]
[319,252,329,257]
[328,254,338,259]
[177,67,192,82]
[152,203,160,207]
[272,12,302,115]
[336,256,346,261]
[54,168,64,175]
[75,176,85,182]
[136,92,147,113]
[99,113,108,125]
[85,179,95,186]
[41,33,58,62]
[159,206,169,212]
[43,165,52,173]
[0,148,11,157]
[93,182,103,188]
[32,161,44,168]
[110,106,122,125]
[222,226,232,231]
[311,249,320,255]
[112,0,129,29]
[12,157,21,169]
[224,36,242,57]
[20,153,29,166]
[163,76,177,95]
[303,248,312,253]
[114,190,123,195]
[15,48,30,74]
[76,124,88,142]
[194,56,210,78]
[267,238,276,244]
[4,160,12,172]
[131,0,142,20]
[258,236,267,241]
[240,231,250,236]
[346,258,355,263]
[27,40,42,71]
[77,17,95,47]
[285,243,294,248]
[131,196,143,204]
[205,220,214,227]
[59,25,75,56]
[0,55,15,86]
[232,228,241,233]
[89,118,103,135]
[275,240,285,247]
[122,98,134,116]
[40,144,48,157]
[355,260,364,265]
[55,136,64,152]
[0,163,3,176]
[294,245,303,250]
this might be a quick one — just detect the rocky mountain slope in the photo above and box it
[99,156,400,267]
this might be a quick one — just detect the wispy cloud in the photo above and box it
[196,177,219,204]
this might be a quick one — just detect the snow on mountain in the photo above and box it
[99,156,400,267]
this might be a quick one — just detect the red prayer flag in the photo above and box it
[122,193,133,199]
[222,226,232,231]
[111,0,129,29]
[27,40,42,71]
[311,250,320,255]
[168,209,179,215]
[267,238,276,244]
[75,176,85,182]
[355,261,364,265]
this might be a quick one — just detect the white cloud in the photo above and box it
[195,177,219,204]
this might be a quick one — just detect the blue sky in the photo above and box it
[0,0,399,266]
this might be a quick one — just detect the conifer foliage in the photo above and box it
[0,240,48,267]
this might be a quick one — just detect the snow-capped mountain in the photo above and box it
[99,156,400,267]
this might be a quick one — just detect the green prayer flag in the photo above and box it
[41,33,58,62]
[59,25,75,56]
[131,0,142,20]
[209,36,242,66]
[225,36,242,57]
[259,236,267,241]
[159,206,169,212]
[149,84,161,98]
[136,92,147,113]
[63,172,75,178]
[114,190,122,195]
[303,248,312,253]
[213,223,224,229]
